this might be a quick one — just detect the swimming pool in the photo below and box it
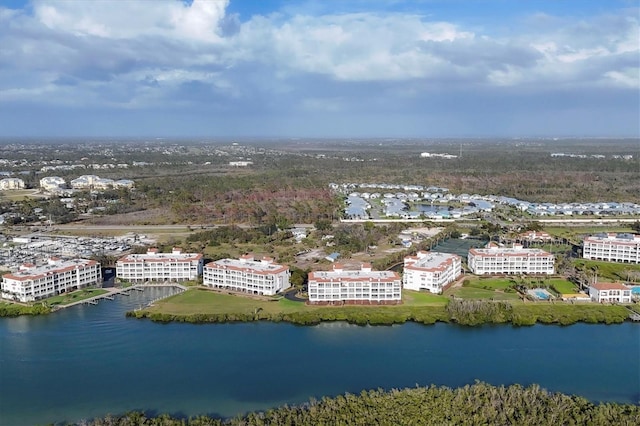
[528,288,553,300]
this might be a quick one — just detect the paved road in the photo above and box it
[284,288,307,302]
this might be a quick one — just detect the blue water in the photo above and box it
[535,290,550,300]
[1,287,639,425]
[631,286,640,295]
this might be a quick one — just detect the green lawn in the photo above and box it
[148,289,304,316]
[448,286,520,301]
[466,277,515,290]
[544,226,635,240]
[573,259,640,282]
[402,290,448,306]
[43,288,108,306]
[147,288,451,317]
[547,278,578,294]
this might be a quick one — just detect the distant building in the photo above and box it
[116,248,203,283]
[70,175,100,189]
[589,282,632,303]
[519,230,552,241]
[229,161,253,167]
[468,244,555,275]
[113,179,135,189]
[583,233,640,264]
[403,251,461,294]
[203,254,290,296]
[40,176,66,190]
[70,175,133,190]
[325,252,340,262]
[0,178,25,190]
[308,263,401,305]
[1,258,101,302]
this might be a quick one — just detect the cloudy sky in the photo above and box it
[0,0,638,138]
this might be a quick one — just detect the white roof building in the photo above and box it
[70,175,101,189]
[1,258,101,303]
[403,251,461,294]
[40,176,66,190]
[583,233,640,264]
[116,248,203,283]
[0,178,25,190]
[203,254,290,296]
[70,175,133,190]
[468,244,555,275]
[308,263,401,304]
[519,231,553,241]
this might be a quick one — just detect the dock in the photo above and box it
[626,308,640,322]
[56,284,188,310]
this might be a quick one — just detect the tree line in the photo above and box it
[81,381,639,425]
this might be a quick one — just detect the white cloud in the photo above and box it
[0,1,636,112]
[33,0,228,42]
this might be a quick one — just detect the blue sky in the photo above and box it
[0,0,638,138]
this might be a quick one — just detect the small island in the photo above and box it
[84,382,640,425]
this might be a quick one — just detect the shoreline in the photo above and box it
[128,289,636,326]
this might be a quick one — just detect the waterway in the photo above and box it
[1,287,639,425]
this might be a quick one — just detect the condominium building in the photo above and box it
[0,178,25,190]
[589,282,632,303]
[70,175,134,190]
[468,244,555,275]
[40,176,66,190]
[583,233,640,264]
[116,248,203,283]
[403,251,461,294]
[203,254,290,296]
[308,263,401,305]
[1,258,101,302]
[70,175,101,189]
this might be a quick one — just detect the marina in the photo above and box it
[58,284,187,309]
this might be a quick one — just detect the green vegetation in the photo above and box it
[402,290,449,305]
[573,259,640,283]
[128,291,450,326]
[446,299,513,325]
[450,286,520,301]
[83,382,640,426]
[129,288,633,327]
[43,288,108,306]
[0,302,51,316]
[510,304,630,326]
[548,278,579,294]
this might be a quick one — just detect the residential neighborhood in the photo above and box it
[3,233,639,305]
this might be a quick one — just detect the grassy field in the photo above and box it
[447,286,521,301]
[43,288,108,306]
[0,189,45,201]
[547,278,578,294]
[402,290,448,305]
[147,288,450,317]
[544,225,636,240]
[465,277,515,290]
[573,259,640,282]
[149,289,304,315]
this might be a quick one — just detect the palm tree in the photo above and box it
[591,265,599,285]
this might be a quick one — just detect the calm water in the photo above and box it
[1,287,639,426]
